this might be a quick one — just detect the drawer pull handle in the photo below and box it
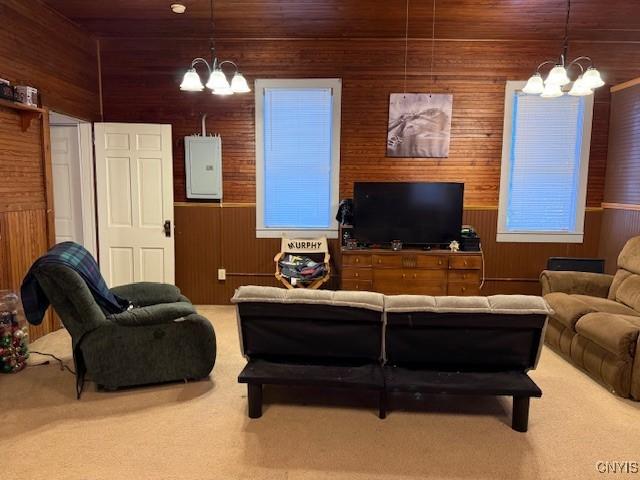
[378,259,382,264]
[438,260,442,265]
[355,272,359,278]
[461,287,466,292]
[355,258,359,263]
[402,273,406,279]
[413,274,416,279]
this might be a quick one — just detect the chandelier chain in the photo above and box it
[564,0,571,46]
[403,0,409,95]
[209,0,215,55]
[429,0,436,96]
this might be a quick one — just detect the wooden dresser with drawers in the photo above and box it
[341,249,482,296]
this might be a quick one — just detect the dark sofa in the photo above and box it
[232,286,551,432]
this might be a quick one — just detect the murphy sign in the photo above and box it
[281,237,329,254]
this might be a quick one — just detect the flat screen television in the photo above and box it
[353,182,464,246]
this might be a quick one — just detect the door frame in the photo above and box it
[49,112,97,258]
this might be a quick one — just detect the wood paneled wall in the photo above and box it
[598,80,640,273]
[98,37,640,207]
[94,6,639,302]
[0,0,100,338]
[602,82,640,206]
[0,0,101,121]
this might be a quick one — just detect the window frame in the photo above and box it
[497,80,594,243]
[255,78,342,239]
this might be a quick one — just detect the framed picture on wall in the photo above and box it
[386,93,453,158]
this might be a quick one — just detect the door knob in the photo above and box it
[164,220,172,237]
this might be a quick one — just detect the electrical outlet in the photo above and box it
[217,268,226,281]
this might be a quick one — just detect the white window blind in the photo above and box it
[256,79,341,238]
[508,94,584,231]
[497,81,593,243]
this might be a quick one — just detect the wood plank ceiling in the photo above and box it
[42,0,640,42]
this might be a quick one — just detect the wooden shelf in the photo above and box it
[0,98,45,131]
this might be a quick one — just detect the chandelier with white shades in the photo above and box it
[179,0,250,95]
[522,0,604,98]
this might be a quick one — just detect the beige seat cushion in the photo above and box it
[608,269,633,300]
[384,294,550,314]
[617,236,640,275]
[231,285,385,312]
[572,295,640,317]
[575,313,640,358]
[544,292,595,331]
[615,274,640,313]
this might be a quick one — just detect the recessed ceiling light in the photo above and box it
[171,3,186,14]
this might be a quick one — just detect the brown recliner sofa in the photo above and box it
[540,236,640,400]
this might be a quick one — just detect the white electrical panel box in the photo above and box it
[185,135,222,199]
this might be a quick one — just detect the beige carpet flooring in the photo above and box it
[2,305,639,480]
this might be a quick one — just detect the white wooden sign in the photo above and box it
[280,237,328,254]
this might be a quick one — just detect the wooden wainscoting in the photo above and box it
[175,203,340,304]
[464,208,602,295]
[0,209,55,339]
[0,106,56,340]
[175,203,602,303]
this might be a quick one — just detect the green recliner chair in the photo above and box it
[30,261,216,397]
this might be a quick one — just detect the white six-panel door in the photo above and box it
[94,123,175,286]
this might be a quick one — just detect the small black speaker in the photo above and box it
[461,237,481,251]
[546,257,605,274]
[341,227,354,247]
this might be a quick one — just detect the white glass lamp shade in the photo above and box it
[541,82,564,98]
[231,73,251,93]
[206,69,231,90]
[179,68,204,91]
[582,67,605,89]
[522,73,545,94]
[212,85,234,96]
[545,64,571,86]
[568,76,593,96]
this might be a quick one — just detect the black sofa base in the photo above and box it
[238,360,542,431]
[238,360,387,419]
[384,367,542,432]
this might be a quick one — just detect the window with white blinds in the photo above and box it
[497,81,594,243]
[255,79,341,238]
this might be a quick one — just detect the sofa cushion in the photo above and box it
[384,294,551,314]
[608,269,633,300]
[544,292,594,331]
[572,294,640,317]
[615,274,640,313]
[231,285,384,312]
[575,313,640,358]
[617,236,640,275]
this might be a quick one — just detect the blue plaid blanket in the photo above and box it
[20,242,130,325]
